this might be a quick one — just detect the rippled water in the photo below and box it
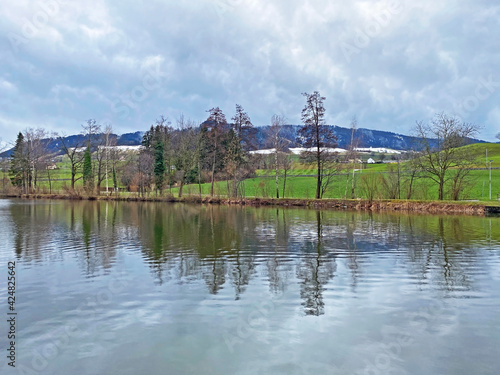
[1,199,499,374]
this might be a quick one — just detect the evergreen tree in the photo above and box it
[112,166,117,192]
[227,104,255,197]
[154,141,165,194]
[142,117,173,192]
[82,147,94,193]
[231,104,255,151]
[10,132,28,192]
[202,107,228,196]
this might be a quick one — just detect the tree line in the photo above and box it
[2,91,486,200]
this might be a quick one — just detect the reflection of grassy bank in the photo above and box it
[8,199,500,297]
[2,193,497,215]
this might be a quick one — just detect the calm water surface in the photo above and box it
[1,199,499,375]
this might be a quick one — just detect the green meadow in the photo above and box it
[174,143,500,202]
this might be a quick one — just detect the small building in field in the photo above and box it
[367,158,376,164]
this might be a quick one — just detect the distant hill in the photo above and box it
[0,132,145,158]
[116,131,144,145]
[253,125,421,149]
[0,125,487,157]
[247,125,486,150]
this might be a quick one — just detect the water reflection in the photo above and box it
[3,199,500,375]
[295,211,336,316]
[6,199,500,307]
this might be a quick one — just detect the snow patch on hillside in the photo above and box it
[355,147,402,154]
[251,147,402,154]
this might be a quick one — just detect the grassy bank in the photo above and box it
[2,192,496,216]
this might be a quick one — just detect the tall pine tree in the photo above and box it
[112,166,117,192]
[10,132,28,192]
[202,107,228,196]
[82,147,94,193]
[154,141,165,194]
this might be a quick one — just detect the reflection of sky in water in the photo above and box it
[1,200,499,375]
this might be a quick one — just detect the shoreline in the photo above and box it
[1,193,497,216]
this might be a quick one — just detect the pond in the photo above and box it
[1,199,499,374]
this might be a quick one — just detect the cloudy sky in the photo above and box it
[1,0,499,147]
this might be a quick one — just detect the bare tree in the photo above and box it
[155,116,174,192]
[0,139,10,194]
[10,128,51,192]
[82,119,101,147]
[139,151,154,197]
[297,91,337,199]
[360,173,380,202]
[380,165,400,199]
[23,128,42,191]
[319,152,343,198]
[58,133,85,190]
[413,113,480,200]
[29,130,58,194]
[402,152,423,199]
[95,138,106,194]
[102,125,116,194]
[224,129,243,197]
[196,130,205,197]
[121,150,154,197]
[173,115,199,197]
[91,124,117,195]
[344,117,361,199]
[279,151,293,198]
[109,142,120,196]
[267,114,289,198]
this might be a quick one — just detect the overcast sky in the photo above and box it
[1,0,499,147]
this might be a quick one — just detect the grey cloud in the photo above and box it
[0,0,499,144]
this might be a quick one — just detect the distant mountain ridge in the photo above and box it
[0,131,145,157]
[246,125,486,150]
[0,125,487,157]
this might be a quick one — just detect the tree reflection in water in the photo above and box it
[8,200,500,308]
[296,211,336,316]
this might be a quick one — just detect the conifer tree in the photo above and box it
[202,107,228,196]
[82,147,94,193]
[154,141,165,194]
[10,132,28,192]
[112,166,117,192]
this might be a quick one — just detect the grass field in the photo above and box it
[167,168,500,202]
[2,143,499,202]
[174,143,500,201]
